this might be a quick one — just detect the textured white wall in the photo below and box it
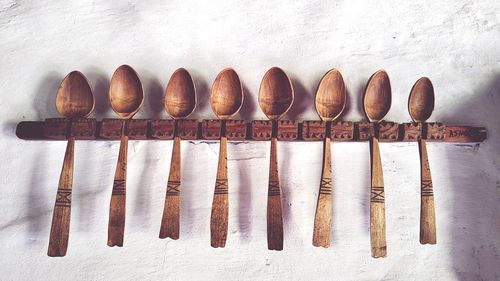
[1,1,499,280]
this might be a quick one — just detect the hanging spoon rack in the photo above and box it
[16,118,487,143]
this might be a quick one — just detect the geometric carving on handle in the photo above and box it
[421,180,433,197]
[371,186,385,203]
[166,181,180,196]
[55,189,71,207]
[268,180,280,196]
[112,180,126,195]
[319,178,332,195]
[214,179,228,195]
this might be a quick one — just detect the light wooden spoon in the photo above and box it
[209,68,244,248]
[107,64,144,247]
[312,69,346,247]
[48,71,94,257]
[159,68,196,240]
[363,70,391,258]
[258,67,294,251]
[408,77,436,245]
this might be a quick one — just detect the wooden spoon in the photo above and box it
[258,67,294,251]
[363,70,391,258]
[159,68,196,240]
[209,68,244,248]
[408,77,436,245]
[107,65,144,247]
[312,69,346,247]
[48,71,94,257]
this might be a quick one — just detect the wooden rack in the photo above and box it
[16,118,487,143]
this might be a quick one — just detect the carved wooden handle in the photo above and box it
[48,137,75,257]
[267,137,284,250]
[160,136,181,239]
[370,137,387,258]
[313,136,333,247]
[108,134,128,247]
[419,139,436,244]
[210,136,229,248]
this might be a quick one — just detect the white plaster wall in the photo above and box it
[1,1,499,280]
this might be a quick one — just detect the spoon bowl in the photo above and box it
[363,70,391,122]
[109,65,144,119]
[165,68,196,119]
[210,68,244,120]
[315,69,346,121]
[259,67,294,120]
[56,71,94,118]
[408,77,434,122]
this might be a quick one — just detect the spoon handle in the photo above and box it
[370,137,387,257]
[210,135,229,247]
[267,137,283,250]
[160,136,181,239]
[108,134,128,247]
[312,136,333,247]
[418,139,436,244]
[47,136,75,257]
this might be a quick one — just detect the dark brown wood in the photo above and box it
[302,121,325,141]
[331,121,354,141]
[16,120,487,143]
[267,136,284,250]
[358,121,375,140]
[226,120,247,141]
[277,120,298,141]
[151,119,175,140]
[379,121,398,141]
[403,122,422,141]
[251,120,272,140]
[177,119,199,140]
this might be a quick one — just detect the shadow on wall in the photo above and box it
[439,73,500,280]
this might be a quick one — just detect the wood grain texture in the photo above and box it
[312,135,333,247]
[363,70,391,123]
[267,137,284,250]
[419,138,437,244]
[47,137,75,257]
[210,136,229,248]
[159,136,181,239]
[370,137,387,258]
[108,134,128,247]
